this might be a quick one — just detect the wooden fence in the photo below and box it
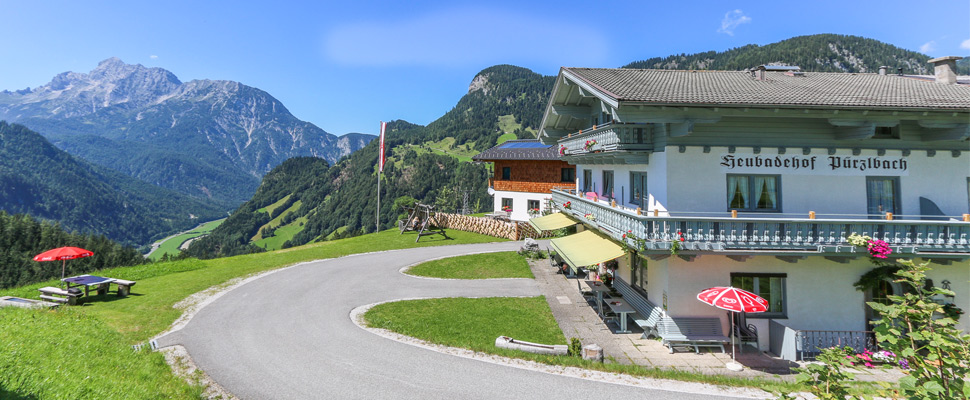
[433,213,557,240]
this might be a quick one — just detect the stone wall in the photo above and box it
[434,213,557,240]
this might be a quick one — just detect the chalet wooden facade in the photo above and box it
[473,140,576,221]
[537,58,970,360]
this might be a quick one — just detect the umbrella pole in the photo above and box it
[61,259,66,287]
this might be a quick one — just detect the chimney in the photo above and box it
[928,56,962,84]
[878,66,888,75]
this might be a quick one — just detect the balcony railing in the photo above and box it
[551,190,970,256]
[770,320,877,361]
[558,122,654,156]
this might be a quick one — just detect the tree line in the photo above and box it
[0,211,145,289]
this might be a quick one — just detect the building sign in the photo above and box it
[719,154,909,176]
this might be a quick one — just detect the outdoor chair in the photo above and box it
[732,312,759,352]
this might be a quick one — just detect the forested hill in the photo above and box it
[624,34,967,74]
[0,122,225,247]
[0,211,146,289]
[185,65,555,258]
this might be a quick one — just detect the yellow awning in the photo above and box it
[528,212,576,232]
[550,230,626,274]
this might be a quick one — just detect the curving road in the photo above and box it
[156,242,761,399]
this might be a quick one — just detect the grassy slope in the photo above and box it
[1,229,505,343]
[149,218,226,261]
[406,252,533,279]
[257,194,291,214]
[252,200,303,241]
[254,215,308,250]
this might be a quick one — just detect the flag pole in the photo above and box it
[376,121,386,233]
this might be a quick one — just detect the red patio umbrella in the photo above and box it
[33,246,94,280]
[696,286,768,370]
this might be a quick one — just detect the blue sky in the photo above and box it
[1,0,967,135]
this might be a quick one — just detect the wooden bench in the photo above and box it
[658,317,730,354]
[612,278,664,339]
[113,279,136,296]
[38,287,82,306]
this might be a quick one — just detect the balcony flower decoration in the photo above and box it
[847,234,892,260]
[669,231,685,255]
[527,208,540,218]
[583,213,596,221]
[622,230,646,251]
[502,205,512,213]
[559,145,566,156]
[583,139,597,151]
[563,201,571,210]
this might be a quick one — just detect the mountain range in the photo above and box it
[0,58,374,205]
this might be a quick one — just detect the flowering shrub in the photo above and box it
[867,239,892,259]
[622,229,646,251]
[583,140,597,151]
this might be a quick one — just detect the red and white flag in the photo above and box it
[378,121,387,172]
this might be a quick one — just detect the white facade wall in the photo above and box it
[576,152,669,213]
[665,146,970,217]
[491,190,551,221]
[632,255,970,351]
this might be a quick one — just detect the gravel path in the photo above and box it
[155,242,768,399]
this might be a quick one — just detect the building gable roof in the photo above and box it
[472,139,561,161]
[563,67,970,110]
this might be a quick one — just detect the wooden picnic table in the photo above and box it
[62,275,115,297]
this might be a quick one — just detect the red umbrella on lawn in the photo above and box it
[697,286,768,371]
[33,246,94,280]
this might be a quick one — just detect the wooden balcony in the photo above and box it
[551,190,970,261]
[558,123,653,164]
[489,178,575,194]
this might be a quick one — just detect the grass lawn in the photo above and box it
[0,307,203,400]
[254,215,308,251]
[149,218,226,261]
[363,297,807,396]
[0,228,505,399]
[366,297,564,354]
[406,252,533,279]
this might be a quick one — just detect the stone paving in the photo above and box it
[529,258,903,383]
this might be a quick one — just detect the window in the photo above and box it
[630,172,648,205]
[582,169,592,192]
[727,175,780,212]
[602,170,614,199]
[631,255,647,292]
[501,198,513,212]
[501,166,511,180]
[873,126,900,139]
[731,273,786,317]
[866,176,900,218]
[561,167,575,183]
[527,199,540,213]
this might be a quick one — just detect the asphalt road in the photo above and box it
[156,242,761,399]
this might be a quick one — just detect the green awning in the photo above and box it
[549,230,626,274]
[528,212,576,232]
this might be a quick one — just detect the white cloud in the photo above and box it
[961,38,970,50]
[919,41,936,54]
[324,7,609,68]
[150,55,158,59]
[717,9,751,36]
